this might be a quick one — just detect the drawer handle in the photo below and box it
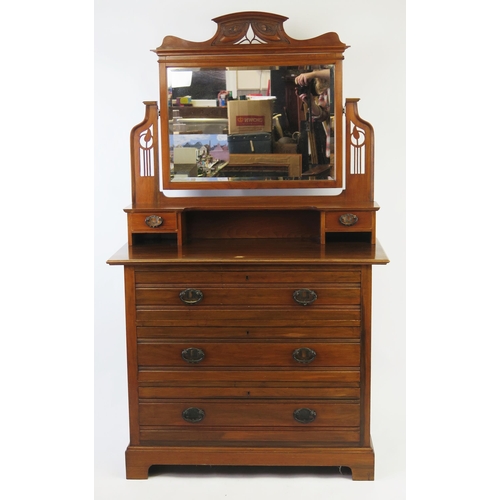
[293,288,318,306]
[182,407,205,423]
[179,288,204,305]
[181,347,205,363]
[339,213,359,226]
[144,215,164,228]
[292,347,317,364]
[293,408,317,424]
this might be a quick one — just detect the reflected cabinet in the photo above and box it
[107,11,389,481]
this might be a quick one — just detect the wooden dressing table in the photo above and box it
[107,11,389,481]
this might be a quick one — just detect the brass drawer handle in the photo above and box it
[293,288,318,306]
[293,408,317,424]
[179,288,204,305]
[292,347,317,364]
[181,347,205,363]
[182,407,205,423]
[144,215,164,228]
[339,213,359,226]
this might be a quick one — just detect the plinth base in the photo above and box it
[125,442,375,481]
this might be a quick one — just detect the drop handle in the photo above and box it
[179,288,204,305]
[292,288,318,306]
[293,408,317,424]
[181,347,205,363]
[182,407,205,423]
[292,347,317,364]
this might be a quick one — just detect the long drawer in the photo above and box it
[136,307,361,326]
[138,369,360,385]
[137,325,361,340]
[138,400,360,427]
[134,267,361,325]
[138,400,361,444]
[135,269,361,285]
[138,386,360,399]
[135,284,360,307]
[137,341,360,368]
[138,426,361,445]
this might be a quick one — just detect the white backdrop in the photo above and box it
[94,1,405,498]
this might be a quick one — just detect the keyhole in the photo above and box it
[245,275,249,281]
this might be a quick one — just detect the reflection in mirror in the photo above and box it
[167,65,335,183]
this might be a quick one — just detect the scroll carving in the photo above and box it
[155,12,346,52]
[211,12,290,45]
[349,122,366,175]
[139,126,154,177]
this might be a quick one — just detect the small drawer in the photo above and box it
[128,212,177,232]
[324,211,373,231]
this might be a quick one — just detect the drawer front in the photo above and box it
[135,307,361,327]
[136,284,360,307]
[139,386,360,399]
[137,325,361,340]
[137,341,360,368]
[139,427,360,445]
[138,399,361,444]
[139,400,360,428]
[324,211,373,231]
[135,269,360,285]
[128,212,177,232]
[138,369,361,385]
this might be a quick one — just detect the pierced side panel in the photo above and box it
[343,99,374,202]
[130,102,159,205]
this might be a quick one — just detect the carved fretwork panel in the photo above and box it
[139,125,154,177]
[342,98,374,202]
[155,11,347,54]
[130,101,159,205]
[349,122,366,175]
[211,12,290,45]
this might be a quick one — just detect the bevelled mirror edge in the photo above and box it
[161,64,340,189]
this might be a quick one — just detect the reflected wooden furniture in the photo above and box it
[225,153,301,178]
[107,11,389,481]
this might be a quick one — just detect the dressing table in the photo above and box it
[107,11,389,481]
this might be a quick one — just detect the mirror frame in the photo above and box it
[155,11,348,191]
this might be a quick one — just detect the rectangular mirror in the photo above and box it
[164,65,339,188]
[153,11,348,193]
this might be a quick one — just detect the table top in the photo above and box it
[107,239,389,266]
